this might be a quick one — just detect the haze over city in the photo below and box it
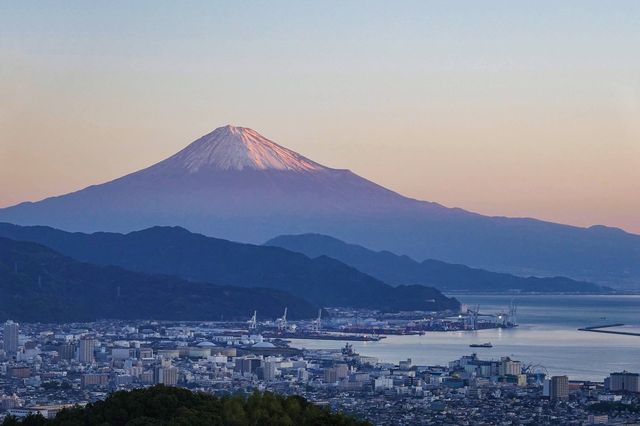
[2,0,639,233]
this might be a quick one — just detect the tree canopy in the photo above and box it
[1,386,369,426]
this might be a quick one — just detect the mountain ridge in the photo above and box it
[0,222,460,312]
[0,125,638,286]
[265,233,610,293]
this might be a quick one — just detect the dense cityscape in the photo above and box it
[1,318,639,425]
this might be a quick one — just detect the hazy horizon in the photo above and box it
[2,1,639,233]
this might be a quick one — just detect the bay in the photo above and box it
[288,294,640,381]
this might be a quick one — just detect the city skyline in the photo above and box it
[2,1,640,233]
[1,316,639,424]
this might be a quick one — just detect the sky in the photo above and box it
[1,1,639,233]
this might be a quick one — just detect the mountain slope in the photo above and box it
[0,125,638,286]
[0,223,460,312]
[266,234,609,293]
[0,237,318,322]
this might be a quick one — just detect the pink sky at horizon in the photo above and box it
[1,1,639,234]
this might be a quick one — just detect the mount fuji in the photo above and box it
[1,125,639,286]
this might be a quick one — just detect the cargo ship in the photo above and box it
[469,342,493,348]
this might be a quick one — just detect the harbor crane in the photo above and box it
[466,304,480,330]
[311,309,322,332]
[277,307,288,331]
[495,301,518,328]
[509,299,517,326]
[248,311,257,331]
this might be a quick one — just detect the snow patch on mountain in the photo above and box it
[163,125,326,172]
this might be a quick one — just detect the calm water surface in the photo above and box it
[289,295,640,381]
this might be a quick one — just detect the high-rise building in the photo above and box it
[57,343,76,360]
[154,366,178,386]
[399,359,413,370]
[324,368,338,384]
[259,361,277,381]
[550,375,569,400]
[78,338,96,364]
[499,357,522,377]
[335,363,349,380]
[608,371,640,393]
[3,321,19,354]
[234,356,262,375]
[297,368,309,382]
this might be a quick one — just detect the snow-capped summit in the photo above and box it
[161,125,325,173]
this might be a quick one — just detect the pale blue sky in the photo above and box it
[1,1,639,231]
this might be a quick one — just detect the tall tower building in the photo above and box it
[550,375,569,400]
[78,338,96,364]
[609,371,640,393]
[259,361,277,381]
[57,343,76,360]
[154,366,178,386]
[499,357,522,377]
[3,320,19,354]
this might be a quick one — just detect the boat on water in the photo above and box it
[469,342,493,348]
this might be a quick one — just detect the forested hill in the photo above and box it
[0,237,317,322]
[0,223,460,312]
[0,385,369,426]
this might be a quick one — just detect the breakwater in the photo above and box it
[578,323,640,337]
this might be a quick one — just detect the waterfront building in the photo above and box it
[499,357,522,376]
[608,371,640,393]
[398,359,413,370]
[549,375,569,400]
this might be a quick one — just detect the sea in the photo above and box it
[288,294,640,381]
